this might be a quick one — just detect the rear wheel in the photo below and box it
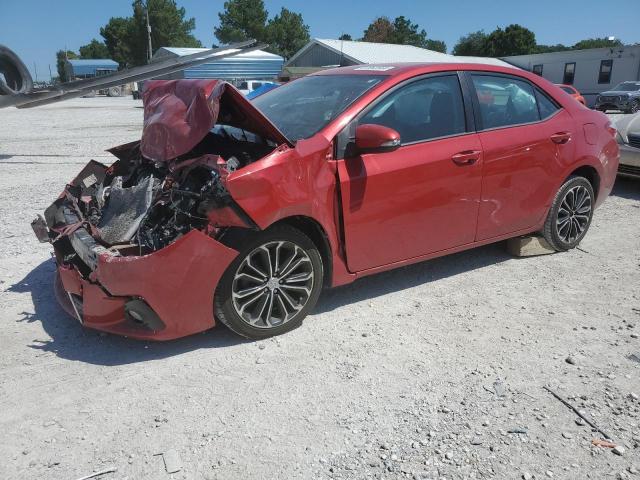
[214,225,323,339]
[542,176,594,251]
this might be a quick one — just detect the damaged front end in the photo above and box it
[32,79,291,339]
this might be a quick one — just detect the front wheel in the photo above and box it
[542,176,594,251]
[214,225,323,339]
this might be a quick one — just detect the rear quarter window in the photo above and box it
[535,88,561,119]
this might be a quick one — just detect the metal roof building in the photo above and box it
[282,38,512,79]
[151,47,284,81]
[66,59,118,79]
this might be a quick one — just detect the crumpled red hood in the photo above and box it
[141,79,290,162]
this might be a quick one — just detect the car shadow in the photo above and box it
[8,259,249,366]
[611,175,640,201]
[316,242,511,314]
[13,242,512,365]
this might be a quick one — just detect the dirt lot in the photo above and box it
[0,98,639,480]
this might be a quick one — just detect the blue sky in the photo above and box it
[1,0,637,80]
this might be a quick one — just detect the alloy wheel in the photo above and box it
[231,240,314,328]
[555,185,592,243]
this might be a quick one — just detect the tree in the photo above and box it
[362,16,446,51]
[215,0,268,44]
[214,1,311,59]
[129,0,201,65]
[55,50,77,83]
[424,39,446,53]
[453,27,624,58]
[485,24,536,56]
[264,8,310,60]
[572,37,623,50]
[533,43,570,54]
[79,39,110,59]
[98,1,201,68]
[390,16,427,47]
[338,34,352,41]
[452,31,489,56]
[100,17,134,67]
[362,17,394,43]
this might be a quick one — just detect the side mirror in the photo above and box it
[354,124,401,154]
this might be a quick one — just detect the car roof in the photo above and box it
[311,62,525,78]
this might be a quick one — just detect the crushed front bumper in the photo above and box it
[46,227,238,340]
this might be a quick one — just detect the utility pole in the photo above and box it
[145,1,153,63]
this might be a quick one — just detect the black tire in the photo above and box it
[628,99,640,114]
[542,176,594,251]
[0,45,33,94]
[214,225,323,339]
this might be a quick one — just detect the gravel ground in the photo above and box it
[0,98,639,480]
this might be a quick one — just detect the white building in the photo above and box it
[282,38,512,80]
[502,45,640,106]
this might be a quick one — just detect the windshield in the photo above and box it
[613,82,640,92]
[251,75,385,141]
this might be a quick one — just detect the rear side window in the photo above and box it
[535,88,560,119]
[359,74,466,144]
[471,74,539,129]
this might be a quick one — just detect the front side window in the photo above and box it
[532,64,543,76]
[359,75,466,144]
[471,74,539,129]
[598,60,613,84]
[563,63,576,85]
[252,74,385,141]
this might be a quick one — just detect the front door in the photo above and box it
[337,74,483,272]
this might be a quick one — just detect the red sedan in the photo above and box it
[34,63,619,340]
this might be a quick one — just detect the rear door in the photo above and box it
[468,73,575,240]
[336,73,484,272]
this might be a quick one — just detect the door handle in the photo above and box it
[451,150,480,166]
[550,132,571,144]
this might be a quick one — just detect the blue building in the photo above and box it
[65,59,119,80]
[151,47,284,84]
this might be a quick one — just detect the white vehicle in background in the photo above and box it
[235,80,267,95]
[614,113,640,178]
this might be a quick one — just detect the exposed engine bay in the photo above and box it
[32,79,290,273]
[41,128,273,266]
